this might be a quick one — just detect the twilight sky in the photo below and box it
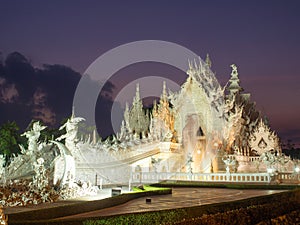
[1,0,300,146]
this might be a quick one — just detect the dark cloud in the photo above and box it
[35,64,81,122]
[0,52,119,134]
[0,54,4,75]
[3,52,36,103]
[0,78,19,103]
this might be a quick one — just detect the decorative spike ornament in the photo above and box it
[205,53,212,68]
[227,64,243,98]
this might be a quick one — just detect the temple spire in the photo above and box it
[152,99,158,117]
[128,83,149,136]
[134,83,140,102]
[161,81,167,102]
[227,64,243,98]
[123,102,130,131]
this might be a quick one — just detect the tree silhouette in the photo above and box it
[0,121,24,163]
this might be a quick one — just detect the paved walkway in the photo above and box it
[53,188,285,221]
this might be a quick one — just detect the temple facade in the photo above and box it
[3,57,296,186]
[118,57,285,176]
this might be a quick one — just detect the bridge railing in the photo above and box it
[131,172,272,184]
[275,172,300,184]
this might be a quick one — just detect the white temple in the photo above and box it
[2,57,299,187]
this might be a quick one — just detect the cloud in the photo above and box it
[0,52,80,127]
[3,52,36,103]
[32,107,56,125]
[33,87,47,106]
[35,64,81,119]
[0,77,19,103]
[0,52,118,135]
[32,87,56,125]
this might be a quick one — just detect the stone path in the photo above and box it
[53,188,285,221]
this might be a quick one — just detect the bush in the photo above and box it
[257,209,300,225]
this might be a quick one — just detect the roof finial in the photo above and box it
[227,64,243,98]
[71,106,75,119]
[161,81,167,100]
[206,54,212,68]
[134,83,140,102]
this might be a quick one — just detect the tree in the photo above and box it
[0,121,23,162]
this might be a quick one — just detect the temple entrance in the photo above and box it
[182,114,206,172]
[195,126,206,172]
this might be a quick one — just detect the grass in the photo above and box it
[132,185,171,192]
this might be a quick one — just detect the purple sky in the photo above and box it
[1,0,300,146]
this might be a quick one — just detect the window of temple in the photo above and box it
[197,127,205,136]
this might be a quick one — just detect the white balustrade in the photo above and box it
[131,172,273,183]
[275,172,300,184]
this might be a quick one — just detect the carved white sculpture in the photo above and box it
[53,111,84,186]
[32,157,48,191]
[6,121,52,181]
[222,154,237,173]
[223,104,244,152]
[249,119,281,155]
[21,121,46,154]
[260,151,277,172]
[56,111,85,153]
